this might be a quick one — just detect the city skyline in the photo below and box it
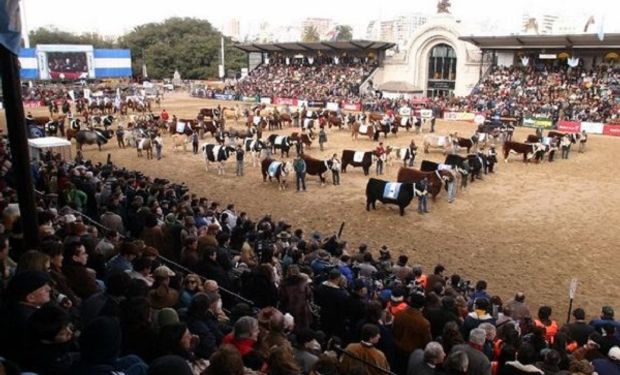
[22,0,620,40]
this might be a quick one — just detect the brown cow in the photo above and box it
[503,141,536,162]
[396,167,453,201]
[351,122,375,140]
[341,150,374,176]
[291,132,313,148]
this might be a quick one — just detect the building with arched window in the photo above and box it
[373,13,490,97]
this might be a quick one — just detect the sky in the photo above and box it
[21,0,620,38]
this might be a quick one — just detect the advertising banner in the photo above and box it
[342,102,362,111]
[580,121,604,134]
[603,124,620,137]
[307,101,325,108]
[23,100,44,108]
[241,96,258,103]
[443,112,476,121]
[522,116,553,128]
[420,109,433,119]
[326,102,339,111]
[260,97,272,105]
[273,97,298,106]
[214,93,235,101]
[399,107,412,117]
[556,120,581,133]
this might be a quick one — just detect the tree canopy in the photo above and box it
[334,25,353,41]
[28,18,247,80]
[301,26,320,43]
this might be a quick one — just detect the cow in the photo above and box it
[457,135,479,153]
[302,155,333,185]
[291,132,313,148]
[445,154,471,189]
[365,178,416,216]
[467,154,485,181]
[341,150,374,176]
[503,141,537,163]
[396,167,453,201]
[72,128,114,151]
[202,144,236,175]
[420,159,466,191]
[246,115,267,130]
[261,158,290,190]
[267,134,294,157]
[351,122,375,140]
[244,138,266,167]
[423,134,454,154]
[171,134,190,152]
[548,131,580,144]
[395,115,413,131]
[385,146,414,168]
[525,134,541,143]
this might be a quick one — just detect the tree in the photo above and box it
[301,26,320,43]
[29,27,116,48]
[335,25,353,41]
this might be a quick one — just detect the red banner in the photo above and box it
[556,120,581,133]
[603,124,620,137]
[342,102,361,111]
[23,100,44,108]
[272,97,297,106]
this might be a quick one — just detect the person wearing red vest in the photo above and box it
[534,305,559,345]
[161,109,170,122]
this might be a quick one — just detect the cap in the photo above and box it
[609,346,620,361]
[276,231,292,240]
[602,306,615,318]
[6,270,50,302]
[153,265,175,278]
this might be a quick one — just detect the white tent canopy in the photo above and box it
[28,137,72,161]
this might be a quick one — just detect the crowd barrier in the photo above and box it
[558,120,620,137]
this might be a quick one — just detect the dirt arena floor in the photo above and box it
[7,92,620,320]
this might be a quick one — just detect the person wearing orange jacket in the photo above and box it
[534,305,559,345]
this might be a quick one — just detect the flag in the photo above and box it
[0,0,22,55]
[597,15,605,41]
[142,63,148,78]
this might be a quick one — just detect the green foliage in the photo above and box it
[335,25,353,41]
[301,26,320,43]
[28,18,247,80]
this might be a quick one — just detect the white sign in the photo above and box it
[399,107,412,117]
[539,54,557,59]
[580,122,604,134]
[474,114,486,125]
[421,109,433,119]
[569,278,578,299]
[326,102,339,111]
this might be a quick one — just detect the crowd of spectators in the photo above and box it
[450,63,620,124]
[235,59,375,103]
[0,130,619,375]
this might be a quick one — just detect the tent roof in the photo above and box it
[235,40,396,53]
[378,81,422,92]
[28,137,72,148]
[459,33,620,50]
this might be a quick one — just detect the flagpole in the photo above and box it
[0,45,40,250]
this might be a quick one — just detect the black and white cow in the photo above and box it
[267,134,293,157]
[386,146,414,168]
[201,144,236,175]
[444,154,471,189]
[365,178,416,216]
[244,138,266,167]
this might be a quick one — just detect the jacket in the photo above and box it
[293,158,307,174]
[393,307,432,354]
[452,344,492,375]
[279,275,314,331]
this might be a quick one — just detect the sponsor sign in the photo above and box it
[260,97,272,105]
[342,102,361,111]
[326,102,339,111]
[399,106,412,116]
[273,97,298,106]
[307,100,325,108]
[443,112,477,121]
[23,100,44,108]
[241,96,258,103]
[539,54,557,59]
[556,120,581,133]
[580,121,604,134]
[603,124,620,136]
[522,116,553,129]
[214,93,235,101]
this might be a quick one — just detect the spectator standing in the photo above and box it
[340,324,391,375]
[393,292,432,374]
[191,130,199,154]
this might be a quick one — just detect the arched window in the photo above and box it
[427,43,457,97]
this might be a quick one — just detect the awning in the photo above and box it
[234,40,396,53]
[459,33,620,50]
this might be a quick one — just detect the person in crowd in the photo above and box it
[393,292,432,373]
[534,306,559,345]
[452,328,492,375]
[407,341,446,375]
[340,323,391,375]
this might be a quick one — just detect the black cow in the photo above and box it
[201,144,236,174]
[467,154,484,181]
[267,134,293,157]
[420,160,439,172]
[341,150,374,176]
[365,178,416,216]
[445,154,470,189]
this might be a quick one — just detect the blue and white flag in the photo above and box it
[0,0,22,55]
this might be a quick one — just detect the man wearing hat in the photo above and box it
[0,270,51,363]
[592,346,620,375]
[149,265,179,309]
